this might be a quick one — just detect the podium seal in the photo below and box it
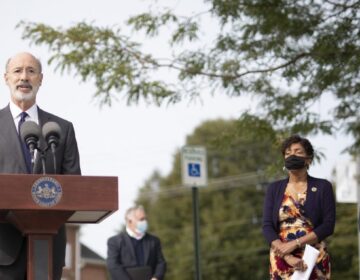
[31,177,62,207]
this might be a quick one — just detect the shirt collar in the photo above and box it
[9,101,39,123]
[126,226,145,240]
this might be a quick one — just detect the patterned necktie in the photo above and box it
[18,112,32,173]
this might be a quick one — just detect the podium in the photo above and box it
[0,173,118,280]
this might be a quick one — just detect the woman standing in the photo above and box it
[262,135,335,279]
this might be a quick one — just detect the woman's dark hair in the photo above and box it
[281,135,314,159]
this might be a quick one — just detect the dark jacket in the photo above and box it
[262,175,336,245]
[107,231,167,280]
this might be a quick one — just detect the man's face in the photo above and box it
[133,209,147,224]
[4,53,43,107]
[129,209,147,231]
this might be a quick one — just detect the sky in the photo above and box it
[0,0,353,258]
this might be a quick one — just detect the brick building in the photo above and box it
[62,225,108,280]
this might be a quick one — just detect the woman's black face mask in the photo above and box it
[284,155,307,170]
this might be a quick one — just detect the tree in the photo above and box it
[17,0,360,151]
[330,202,358,279]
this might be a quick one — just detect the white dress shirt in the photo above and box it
[9,101,39,133]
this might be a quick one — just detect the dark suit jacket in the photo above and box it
[0,104,81,279]
[107,231,167,280]
[262,175,336,245]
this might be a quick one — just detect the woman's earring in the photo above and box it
[282,166,287,172]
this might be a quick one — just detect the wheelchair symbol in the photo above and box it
[188,163,201,177]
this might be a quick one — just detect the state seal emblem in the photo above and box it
[31,177,62,207]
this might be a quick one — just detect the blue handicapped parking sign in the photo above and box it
[181,146,207,186]
[188,163,201,177]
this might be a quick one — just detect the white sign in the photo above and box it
[336,159,358,203]
[181,146,207,187]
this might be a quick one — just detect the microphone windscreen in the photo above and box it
[20,121,41,142]
[42,121,62,140]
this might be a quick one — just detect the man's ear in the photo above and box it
[4,73,9,85]
[39,73,43,85]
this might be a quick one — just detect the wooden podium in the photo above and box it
[0,173,118,280]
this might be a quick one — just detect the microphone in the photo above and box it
[42,122,62,149]
[20,120,41,154]
[42,122,62,173]
[20,121,41,172]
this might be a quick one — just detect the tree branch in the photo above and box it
[152,52,311,80]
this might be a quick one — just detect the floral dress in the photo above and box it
[269,188,331,280]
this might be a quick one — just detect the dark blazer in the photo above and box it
[107,231,167,280]
[0,105,81,280]
[262,175,336,245]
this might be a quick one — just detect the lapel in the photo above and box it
[143,234,150,264]
[37,107,49,150]
[123,232,137,263]
[32,107,50,173]
[273,178,288,226]
[0,105,28,172]
[304,175,316,209]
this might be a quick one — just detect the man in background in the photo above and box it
[107,205,167,280]
[0,52,81,279]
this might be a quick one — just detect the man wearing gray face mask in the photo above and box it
[107,205,167,280]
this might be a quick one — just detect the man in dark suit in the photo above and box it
[0,52,81,279]
[107,206,166,280]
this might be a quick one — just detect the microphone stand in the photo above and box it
[30,148,36,174]
[43,143,57,174]
[29,145,37,174]
[32,147,56,175]
[26,140,39,174]
[31,141,58,175]
[50,143,57,174]
[37,149,47,175]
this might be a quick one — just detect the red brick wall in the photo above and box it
[81,264,108,280]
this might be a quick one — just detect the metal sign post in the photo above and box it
[181,146,207,280]
[192,186,201,280]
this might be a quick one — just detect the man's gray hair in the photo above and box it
[5,53,43,73]
[125,205,145,222]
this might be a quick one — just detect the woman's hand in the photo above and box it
[271,239,298,257]
[284,255,307,271]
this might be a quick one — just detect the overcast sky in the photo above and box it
[0,0,352,258]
